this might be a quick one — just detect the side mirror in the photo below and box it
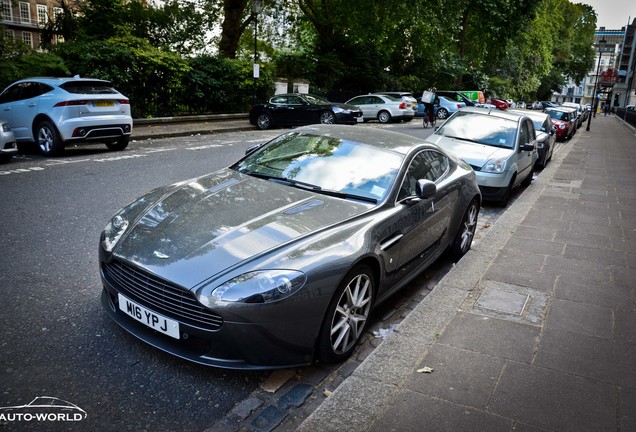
[521,141,536,152]
[550,126,557,135]
[416,179,437,199]
[245,144,261,155]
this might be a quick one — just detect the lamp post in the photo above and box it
[586,38,606,131]
[252,0,261,106]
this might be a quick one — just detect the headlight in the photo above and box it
[1,123,11,132]
[537,142,545,148]
[559,124,566,129]
[102,212,128,252]
[196,270,306,305]
[332,106,349,114]
[481,158,506,173]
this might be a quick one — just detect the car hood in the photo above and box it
[114,169,372,288]
[425,134,513,169]
[331,102,361,111]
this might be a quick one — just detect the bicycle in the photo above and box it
[422,107,436,128]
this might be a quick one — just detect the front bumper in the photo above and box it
[99,257,320,370]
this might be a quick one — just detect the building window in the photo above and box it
[53,6,63,20]
[2,0,13,21]
[5,29,15,40]
[19,2,31,24]
[22,31,32,47]
[37,4,48,25]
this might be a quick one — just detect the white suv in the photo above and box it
[0,77,132,156]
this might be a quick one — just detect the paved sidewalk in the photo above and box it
[297,115,636,432]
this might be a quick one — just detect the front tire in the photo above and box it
[320,111,336,124]
[317,265,375,364]
[450,199,480,261]
[36,120,64,156]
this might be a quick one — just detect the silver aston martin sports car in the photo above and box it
[99,125,481,370]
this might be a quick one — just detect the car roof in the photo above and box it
[293,124,435,155]
[545,106,576,112]
[459,106,527,122]
[508,109,549,120]
[12,77,111,86]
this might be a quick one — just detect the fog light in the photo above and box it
[124,125,131,133]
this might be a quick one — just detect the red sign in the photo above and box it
[600,68,618,84]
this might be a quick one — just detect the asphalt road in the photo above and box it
[0,122,545,431]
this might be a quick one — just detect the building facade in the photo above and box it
[553,22,636,110]
[1,0,66,50]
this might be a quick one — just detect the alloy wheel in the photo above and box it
[330,273,372,354]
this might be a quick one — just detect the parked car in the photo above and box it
[0,119,17,163]
[505,99,517,108]
[249,94,362,130]
[425,107,538,206]
[416,95,466,119]
[627,105,635,111]
[485,97,509,110]
[509,109,555,169]
[437,91,479,107]
[375,92,418,114]
[561,102,585,127]
[99,124,481,369]
[534,101,559,110]
[0,77,132,156]
[345,94,415,123]
[544,107,576,141]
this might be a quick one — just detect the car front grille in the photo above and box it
[102,260,223,330]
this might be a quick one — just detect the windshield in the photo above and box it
[435,111,517,149]
[233,131,403,202]
[546,110,566,121]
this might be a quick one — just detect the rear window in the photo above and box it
[59,81,118,95]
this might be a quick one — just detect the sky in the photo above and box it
[576,0,636,29]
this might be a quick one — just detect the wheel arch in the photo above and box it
[31,114,57,142]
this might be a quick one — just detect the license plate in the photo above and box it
[356,117,364,123]
[94,100,115,107]
[118,293,180,339]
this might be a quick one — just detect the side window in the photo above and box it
[518,121,529,146]
[0,84,24,104]
[397,150,449,201]
[270,96,287,105]
[370,96,382,104]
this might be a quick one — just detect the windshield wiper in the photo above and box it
[242,170,376,203]
[243,171,320,190]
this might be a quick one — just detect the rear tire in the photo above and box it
[436,108,448,119]
[317,265,374,364]
[377,110,392,123]
[256,112,272,130]
[106,136,129,151]
[36,120,64,156]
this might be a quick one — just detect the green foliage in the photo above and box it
[182,55,274,112]
[1,0,599,115]
[54,36,190,117]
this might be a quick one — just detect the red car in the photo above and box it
[485,97,509,110]
[544,108,576,141]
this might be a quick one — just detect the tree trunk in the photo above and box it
[218,0,251,59]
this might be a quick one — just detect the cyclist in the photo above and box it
[421,87,438,128]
